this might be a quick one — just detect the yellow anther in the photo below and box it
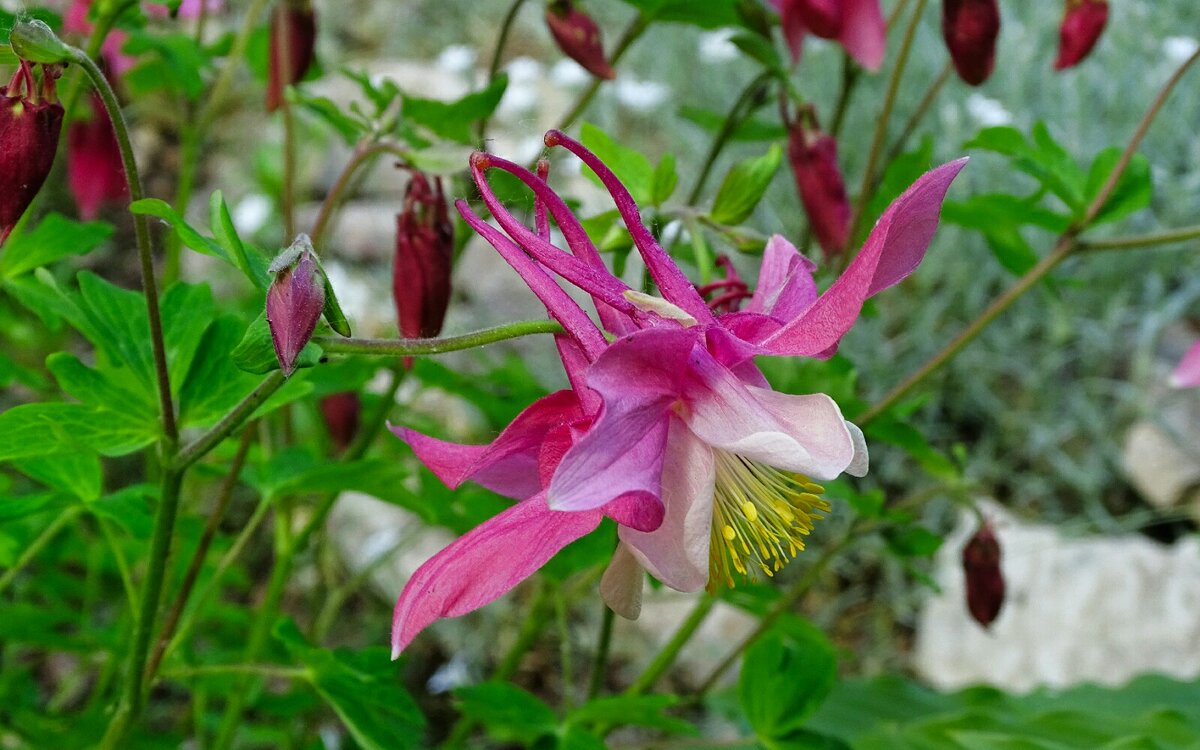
[723,525,737,541]
[741,501,759,523]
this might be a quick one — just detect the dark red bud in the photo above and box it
[787,119,850,259]
[320,391,361,453]
[794,0,842,40]
[266,1,316,112]
[545,1,615,80]
[962,521,1005,628]
[393,173,453,351]
[942,0,1001,86]
[267,238,325,376]
[1053,0,1108,70]
[68,92,128,221]
[0,62,64,246]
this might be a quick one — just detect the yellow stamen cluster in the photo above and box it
[708,450,831,591]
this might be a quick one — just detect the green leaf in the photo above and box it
[567,694,695,736]
[710,144,783,225]
[0,492,73,522]
[132,198,233,263]
[651,152,680,206]
[679,106,786,142]
[740,615,838,741]
[0,214,113,278]
[865,417,959,480]
[1084,148,1152,226]
[209,191,272,290]
[964,124,1087,212]
[294,91,370,145]
[455,682,558,744]
[403,74,508,144]
[729,30,785,74]
[46,352,157,420]
[275,620,427,750]
[884,526,944,558]
[556,726,609,750]
[12,452,102,502]
[87,485,157,538]
[231,312,324,374]
[617,0,741,28]
[580,122,656,205]
[122,31,208,100]
[0,403,157,461]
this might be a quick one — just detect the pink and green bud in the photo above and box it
[393,173,453,342]
[266,234,326,376]
[961,520,1005,628]
[68,92,128,220]
[266,0,316,112]
[544,0,615,80]
[787,109,850,259]
[942,0,1001,86]
[0,60,64,246]
[1054,0,1108,70]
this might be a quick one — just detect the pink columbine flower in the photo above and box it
[772,0,886,72]
[545,0,615,80]
[942,0,1001,86]
[387,130,965,655]
[64,0,136,76]
[1053,0,1108,70]
[1,61,64,246]
[787,107,851,259]
[68,92,128,220]
[1172,341,1200,389]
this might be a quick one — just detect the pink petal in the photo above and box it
[1171,341,1200,389]
[682,347,854,479]
[600,542,645,619]
[391,495,603,655]
[390,389,583,500]
[840,0,886,71]
[620,417,714,592]
[763,159,967,357]
[775,0,809,63]
[547,327,699,512]
[745,234,818,322]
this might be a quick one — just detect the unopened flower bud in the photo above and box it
[793,0,841,39]
[394,173,453,346]
[266,1,316,112]
[320,391,361,453]
[1053,0,1108,70]
[68,92,128,220]
[267,235,326,376]
[545,0,615,80]
[9,19,75,65]
[1,61,64,246]
[961,520,1005,628]
[787,111,850,259]
[942,0,1001,86]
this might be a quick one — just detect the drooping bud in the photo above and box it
[266,0,317,112]
[393,173,453,346]
[941,0,1001,86]
[793,0,842,39]
[961,520,1005,628]
[9,19,75,66]
[544,0,615,80]
[0,61,65,246]
[320,391,361,453]
[787,109,850,259]
[1053,0,1108,70]
[267,234,326,376]
[68,92,128,220]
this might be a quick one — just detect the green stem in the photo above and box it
[200,0,272,128]
[310,141,413,248]
[315,320,565,357]
[847,0,928,246]
[882,60,952,168]
[163,663,306,680]
[624,593,717,697]
[476,0,529,143]
[686,71,774,205]
[1078,224,1200,252]
[98,470,184,750]
[554,13,648,131]
[163,120,202,285]
[70,47,177,445]
[0,506,81,598]
[828,53,860,140]
[693,534,852,698]
[859,43,1200,426]
[174,371,287,471]
[587,605,616,700]
[96,515,138,618]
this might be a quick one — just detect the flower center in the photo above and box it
[708,450,831,591]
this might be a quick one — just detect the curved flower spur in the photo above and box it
[387,130,966,656]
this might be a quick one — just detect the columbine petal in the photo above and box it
[390,389,582,500]
[745,234,818,322]
[600,542,645,619]
[1171,341,1200,389]
[762,158,967,357]
[620,417,714,592]
[391,495,603,656]
[682,347,854,479]
[840,0,886,70]
[845,421,870,477]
